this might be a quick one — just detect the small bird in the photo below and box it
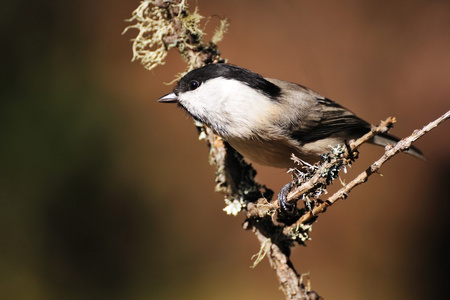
[158,63,423,211]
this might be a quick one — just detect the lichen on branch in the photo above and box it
[123,0,228,75]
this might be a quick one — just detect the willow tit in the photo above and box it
[158,63,423,169]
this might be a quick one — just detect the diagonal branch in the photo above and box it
[284,117,397,207]
[284,110,450,234]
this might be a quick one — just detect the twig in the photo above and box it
[284,117,396,206]
[284,110,449,234]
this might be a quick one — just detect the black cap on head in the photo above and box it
[174,63,281,100]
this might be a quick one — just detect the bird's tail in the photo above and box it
[370,132,425,160]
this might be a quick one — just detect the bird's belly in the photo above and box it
[226,138,314,168]
[227,136,348,168]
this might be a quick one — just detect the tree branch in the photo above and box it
[283,110,449,234]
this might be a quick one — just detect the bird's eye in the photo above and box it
[188,80,200,91]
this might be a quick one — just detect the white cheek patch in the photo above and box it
[179,78,277,138]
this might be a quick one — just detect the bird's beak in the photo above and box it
[157,92,178,103]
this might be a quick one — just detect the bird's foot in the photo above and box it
[277,182,295,214]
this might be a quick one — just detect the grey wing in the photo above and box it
[290,97,371,144]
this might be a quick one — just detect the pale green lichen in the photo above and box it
[286,223,312,242]
[223,197,245,216]
[250,237,270,268]
[288,142,350,213]
[211,18,229,45]
[123,1,183,71]
[123,0,228,77]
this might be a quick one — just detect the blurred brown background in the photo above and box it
[1,0,449,299]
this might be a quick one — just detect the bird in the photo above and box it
[158,63,423,212]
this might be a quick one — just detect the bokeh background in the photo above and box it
[1,0,449,299]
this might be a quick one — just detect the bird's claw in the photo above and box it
[277,182,295,214]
